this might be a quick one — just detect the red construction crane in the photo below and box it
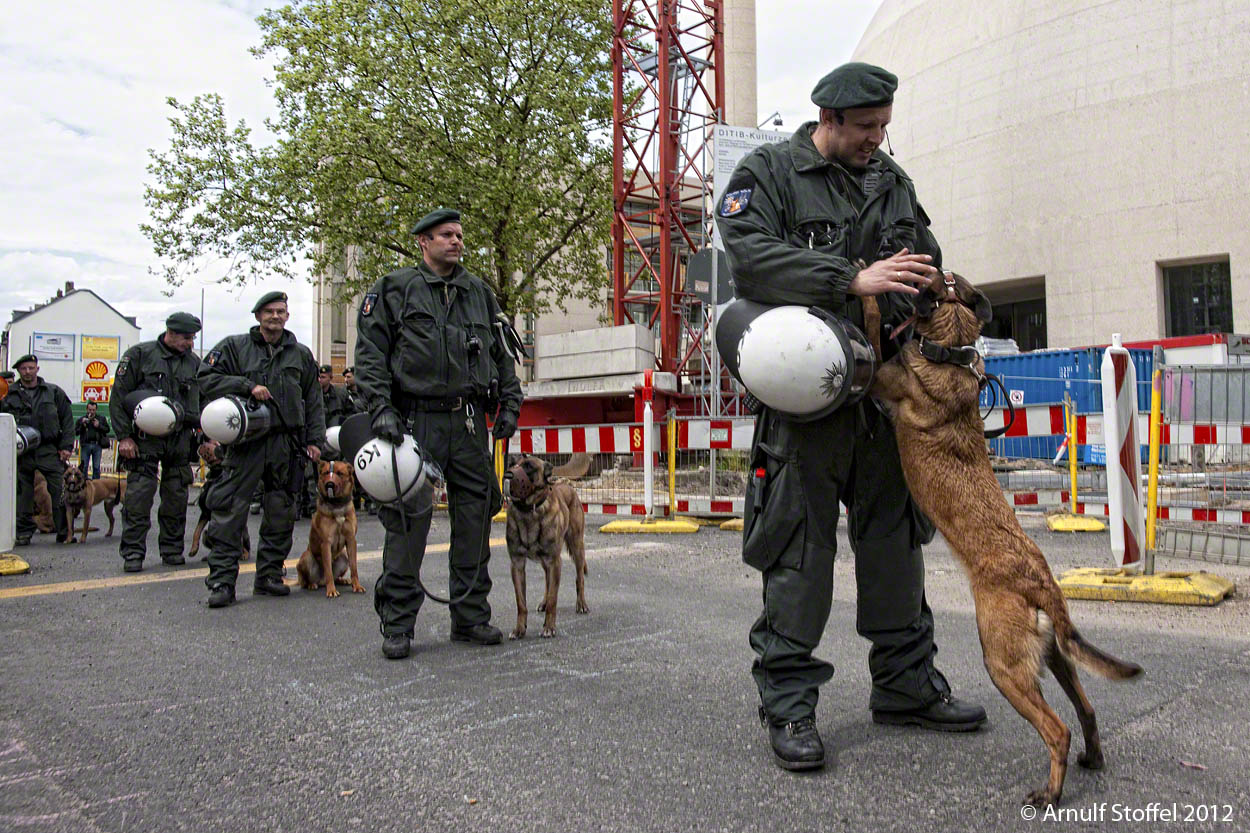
[611,1,725,392]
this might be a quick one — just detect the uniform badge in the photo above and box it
[206,350,222,367]
[719,188,752,217]
[116,359,129,378]
[361,293,378,317]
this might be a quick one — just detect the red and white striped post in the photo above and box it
[1101,334,1144,571]
[641,369,654,520]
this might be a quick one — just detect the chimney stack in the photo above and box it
[65,281,75,293]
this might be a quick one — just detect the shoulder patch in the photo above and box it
[206,350,222,367]
[719,187,752,218]
[115,359,129,378]
[361,293,378,317]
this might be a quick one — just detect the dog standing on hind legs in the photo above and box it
[504,456,589,639]
[865,272,1143,808]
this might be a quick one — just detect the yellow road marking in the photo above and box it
[0,538,507,600]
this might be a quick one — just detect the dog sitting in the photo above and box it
[504,455,589,639]
[61,464,124,544]
[33,471,55,534]
[296,461,362,598]
[188,439,250,561]
[868,272,1142,808]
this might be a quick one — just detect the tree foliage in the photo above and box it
[143,0,613,318]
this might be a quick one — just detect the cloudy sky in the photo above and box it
[0,0,881,351]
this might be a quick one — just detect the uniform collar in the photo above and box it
[417,261,471,290]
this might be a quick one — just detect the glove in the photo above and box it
[491,410,518,441]
[371,407,405,445]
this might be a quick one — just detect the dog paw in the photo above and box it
[325,587,340,598]
[509,629,525,640]
[1023,790,1056,809]
[540,628,557,638]
[1077,750,1104,770]
[576,602,589,614]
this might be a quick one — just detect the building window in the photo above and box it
[331,303,347,344]
[982,297,1047,351]
[1164,261,1232,336]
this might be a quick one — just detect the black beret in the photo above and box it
[12,354,37,368]
[411,208,461,236]
[251,291,289,314]
[343,366,354,374]
[811,62,898,110]
[318,364,332,374]
[166,312,202,334]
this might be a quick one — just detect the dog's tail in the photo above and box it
[1045,601,1143,681]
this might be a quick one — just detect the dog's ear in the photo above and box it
[951,272,993,325]
[543,460,553,481]
[973,290,993,324]
[319,460,331,475]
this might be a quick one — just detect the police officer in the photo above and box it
[341,366,366,415]
[716,63,986,771]
[74,401,110,480]
[318,365,353,430]
[110,312,204,572]
[1,355,73,545]
[355,208,523,659]
[198,291,325,608]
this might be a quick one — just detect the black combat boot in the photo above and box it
[207,584,235,608]
[872,693,987,732]
[761,707,825,771]
[382,634,412,660]
[253,576,291,596]
[450,623,503,645]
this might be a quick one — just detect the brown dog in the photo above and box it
[296,461,362,598]
[61,464,124,544]
[504,455,588,638]
[32,471,55,534]
[868,272,1142,809]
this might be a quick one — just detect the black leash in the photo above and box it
[979,372,1016,439]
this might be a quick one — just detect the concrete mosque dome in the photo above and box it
[849,0,1250,349]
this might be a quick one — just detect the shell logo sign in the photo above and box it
[85,360,109,380]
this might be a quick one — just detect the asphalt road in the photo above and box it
[2,504,1249,832]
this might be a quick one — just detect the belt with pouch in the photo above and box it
[410,395,474,412]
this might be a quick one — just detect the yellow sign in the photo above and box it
[85,360,109,379]
[82,336,120,361]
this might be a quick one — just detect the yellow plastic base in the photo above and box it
[1046,513,1107,533]
[676,515,730,527]
[1058,567,1235,605]
[492,508,507,523]
[600,518,700,534]
[0,554,32,576]
[719,518,744,532]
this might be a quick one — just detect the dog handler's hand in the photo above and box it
[491,410,518,441]
[250,384,272,401]
[849,249,938,297]
[306,445,321,464]
[59,449,71,462]
[371,407,405,445]
[118,437,138,459]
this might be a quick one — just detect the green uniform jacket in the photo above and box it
[1,378,74,451]
[716,121,942,350]
[110,335,203,451]
[198,327,326,448]
[354,261,524,419]
[321,384,353,428]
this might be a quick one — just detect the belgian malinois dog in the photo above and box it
[867,272,1142,808]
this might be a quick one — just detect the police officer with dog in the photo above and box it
[198,291,325,608]
[354,208,523,659]
[716,62,986,771]
[2,354,74,545]
[110,312,204,572]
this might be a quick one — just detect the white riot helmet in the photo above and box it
[131,395,185,437]
[200,395,272,445]
[715,299,876,421]
[353,433,443,513]
[15,425,41,456]
[325,425,342,453]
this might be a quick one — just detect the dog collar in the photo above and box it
[917,337,980,369]
[511,491,548,513]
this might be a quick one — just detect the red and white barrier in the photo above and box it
[1102,335,1145,571]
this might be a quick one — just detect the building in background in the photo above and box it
[853,0,1250,350]
[1,281,141,405]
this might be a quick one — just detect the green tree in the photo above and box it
[143,0,613,319]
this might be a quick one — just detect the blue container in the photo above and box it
[980,347,1153,461]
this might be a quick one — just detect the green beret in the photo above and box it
[12,354,37,369]
[166,312,202,334]
[318,364,332,374]
[251,291,289,314]
[811,62,897,110]
[411,208,461,236]
[344,366,354,374]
